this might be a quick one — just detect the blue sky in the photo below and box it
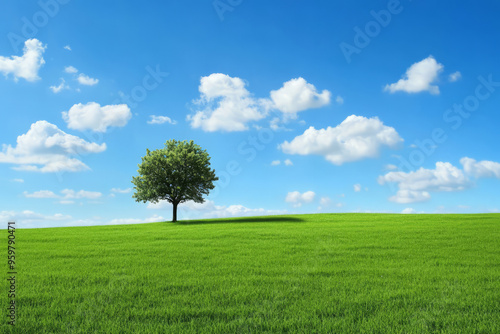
[1,0,500,227]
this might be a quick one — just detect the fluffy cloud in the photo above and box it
[460,157,500,179]
[220,205,285,218]
[448,71,462,82]
[64,45,72,51]
[402,208,417,214]
[111,188,132,194]
[391,190,431,204]
[0,121,106,172]
[317,196,344,210]
[108,215,164,225]
[385,164,398,171]
[24,190,58,198]
[62,102,132,132]
[188,74,334,132]
[320,197,331,206]
[353,184,361,192]
[11,178,24,183]
[280,115,403,165]
[271,159,293,166]
[77,73,99,86]
[317,195,344,211]
[0,210,71,228]
[187,73,268,132]
[64,65,78,74]
[147,115,177,125]
[0,210,165,228]
[270,77,331,114]
[285,191,316,207]
[148,199,285,219]
[24,189,102,202]
[60,189,102,199]
[49,78,69,93]
[378,162,472,203]
[384,56,443,94]
[0,39,46,82]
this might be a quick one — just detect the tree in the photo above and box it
[132,140,218,222]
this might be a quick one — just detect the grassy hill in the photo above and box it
[3,214,499,333]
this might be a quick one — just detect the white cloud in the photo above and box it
[320,197,331,206]
[77,73,99,86]
[270,77,331,114]
[383,158,500,204]
[284,159,293,166]
[111,187,132,194]
[23,190,58,198]
[64,45,72,51]
[460,157,500,179]
[269,117,291,131]
[0,211,166,228]
[147,115,177,125]
[353,184,361,192]
[11,178,24,183]
[378,162,472,203]
[187,73,268,132]
[384,56,444,94]
[221,205,284,218]
[0,121,106,172]
[60,189,102,199]
[0,210,71,228]
[285,190,316,207]
[62,102,132,132]
[23,189,102,200]
[271,160,281,166]
[64,66,78,74]
[335,95,344,105]
[147,199,285,219]
[188,74,335,131]
[317,196,344,211]
[108,215,164,225]
[49,78,69,93]
[389,190,432,204]
[385,164,398,171]
[448,71,461,82]
[0,39,46,82]
[279,115,403,165]
[402,208,416,214]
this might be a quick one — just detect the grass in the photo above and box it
[2,213,500,333]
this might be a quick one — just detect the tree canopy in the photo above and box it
[132,140,218,222]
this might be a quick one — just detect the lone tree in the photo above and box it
[132,140,218,222]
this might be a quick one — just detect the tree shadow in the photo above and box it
[174,215,305,225]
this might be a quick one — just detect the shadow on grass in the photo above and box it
[174,216,305,225]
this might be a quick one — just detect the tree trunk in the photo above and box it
[172,201,178,222]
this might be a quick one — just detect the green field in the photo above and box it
[3,214,500,333]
